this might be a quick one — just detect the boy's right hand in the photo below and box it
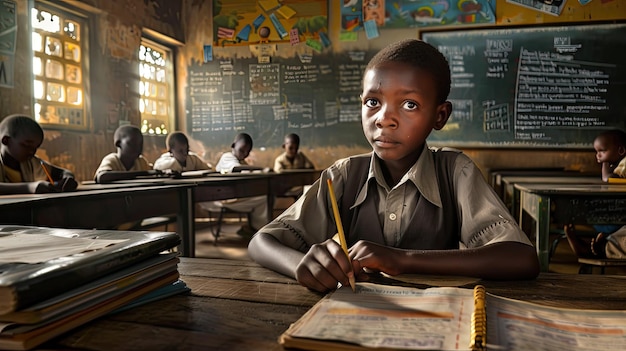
[295,239,354,293]
[29,181,58,194]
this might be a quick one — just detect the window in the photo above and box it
[139,39,174,135]
[31,3,88,129]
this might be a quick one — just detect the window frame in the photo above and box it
[30,0,92,131]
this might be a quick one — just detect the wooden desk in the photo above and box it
[516,183,626,272]
[0,184,195,256]
[42,258,626,350]
[500,175,602,220]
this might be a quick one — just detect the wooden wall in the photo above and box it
[2,0,624,181]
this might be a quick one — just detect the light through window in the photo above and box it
[139,40,173,135]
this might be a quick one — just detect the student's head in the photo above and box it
[594,129,626,165]
[282,133,300,158]
[231,133,253,161]
[0,114,44,162]
[113,125,143,160]
[361,39,452,166]
[166,131,190,163]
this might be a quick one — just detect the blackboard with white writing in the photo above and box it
[422,23,626,148]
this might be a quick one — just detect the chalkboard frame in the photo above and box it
[418,21,626,150]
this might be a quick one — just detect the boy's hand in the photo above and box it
[350,240,404,277]
[295,239,354,293]
[29,181,58,194]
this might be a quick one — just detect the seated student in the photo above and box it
[200,133,269,237]
[0,114,77,194]
[94,125,155,183]
[153,131,212,173]
[565,129,626,258]
[273,133,315,172]
[248,39,540,293]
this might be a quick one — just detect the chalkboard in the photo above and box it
[421,23,626,148]
[187,50,375,148]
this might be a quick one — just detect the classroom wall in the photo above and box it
[1,0,624,181]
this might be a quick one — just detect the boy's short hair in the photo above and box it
[166,131,189,150]
[365,39,451,104]
[0,114,44,140]
[284,133,300,146]
[113,125,142,147]
[232,133,253,149]
[597,129,626,148]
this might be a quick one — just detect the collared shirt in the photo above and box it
[94,153,151,180]
[274,152,315,172]
[153,152,210,172]
[0,157,48,183]
[215,152,246,172]
[259,144,531,252]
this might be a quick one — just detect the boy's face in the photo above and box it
[118,132,143,159]
[232,139,251,160]
[170,140,189,164]
[284,139,299,158]
[2,131,43,162]
[361,62,450,168]
[594,136,624,164]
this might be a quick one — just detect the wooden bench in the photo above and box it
[578,258,626,274]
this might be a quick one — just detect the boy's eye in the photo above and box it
[403,100,418,110]
[363,98,379,108]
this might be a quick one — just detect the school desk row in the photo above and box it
[491,170,626,271]
[0,170,320,258]
[37,257,626,350]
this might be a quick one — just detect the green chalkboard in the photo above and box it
[421,22,626,148]
[187,51,376,148]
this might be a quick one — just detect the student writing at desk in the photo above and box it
[94,125,157,183]
[200,133,269,237]
[273,133,315,173]
[0,114,77,194]
[153,131,212,173]
[248,39,539,293]
[565,129,626,259]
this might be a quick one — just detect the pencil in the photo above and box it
[39,159,55,184]
[326,178,356,292]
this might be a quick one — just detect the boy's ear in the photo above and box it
[231,142,235,148]
[115,140,121,148]
[433,101,452,131]
[1,136,9,145]
[619,145,626,156]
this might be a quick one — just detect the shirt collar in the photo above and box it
[350,144,443,209]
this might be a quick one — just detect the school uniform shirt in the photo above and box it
[0,157,48,182]
[274,151,315,172]
[215,152,246,172]
[614,157,626,178]
[258,144,532,253]
[153,152,210,172]
[94,153,151,180]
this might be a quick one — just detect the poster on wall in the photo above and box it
[341,0,495,32]
[213,0,328,47]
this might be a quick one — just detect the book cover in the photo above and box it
[0,225,180,314]
[281,282,626,351]
[0,253,180,324]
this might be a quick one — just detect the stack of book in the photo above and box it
[0,225,188,350]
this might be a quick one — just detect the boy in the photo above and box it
[248,39,539,292]
[0,114,77,194]
[94,125,155,183]
[153,131,211,172]
[273,133,315,173]
[200,133,268,236]
[565,129,626,258]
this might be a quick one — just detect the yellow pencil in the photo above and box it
[327,178,356,292]
[39,159,55,184]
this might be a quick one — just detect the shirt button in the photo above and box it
[389,213,397,221]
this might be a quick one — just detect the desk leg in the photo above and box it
[535,195,551,272]
[177,187,195,258]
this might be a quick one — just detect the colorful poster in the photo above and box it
[213,0,328,46]
[384,0,496,27]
